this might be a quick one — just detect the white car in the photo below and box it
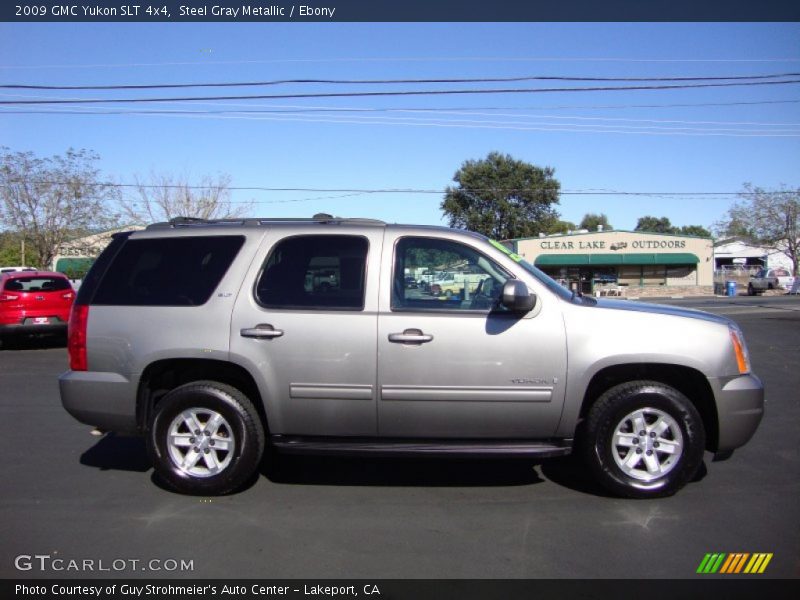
[748,267,794,295]
[0,266,37,274]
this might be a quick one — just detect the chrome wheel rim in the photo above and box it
[166,408,235,478]
[611,407,684,482]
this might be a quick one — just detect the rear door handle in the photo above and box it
[388,329,433,344]
[241,324,284,339]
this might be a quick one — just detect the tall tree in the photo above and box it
[0,230,26,266]
[677,225,711,238]
[0,147,119,269]
[547,220,577,235]
[634,216,677,234]
[579,213,613,231]
[120,171,253,226]
[717,184,799,275]
[441,152,560,239]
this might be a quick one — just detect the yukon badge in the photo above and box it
[511,377,556,385]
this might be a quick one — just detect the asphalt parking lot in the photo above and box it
[1,295,798,580]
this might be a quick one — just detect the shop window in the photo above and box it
[667,265,696,285]
[617,266,642,287]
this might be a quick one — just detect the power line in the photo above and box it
[3,79,800,105]
[5,72,800,91]
[1,180,796,196]
[4,103,797,127]
[2,56,799,70]
[3,94,798,112]
[6,106,796,137]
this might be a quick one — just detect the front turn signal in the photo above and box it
[730,326,751,375]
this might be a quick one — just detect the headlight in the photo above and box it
[729,324,752,375]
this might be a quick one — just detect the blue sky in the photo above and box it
[1,22,798,232]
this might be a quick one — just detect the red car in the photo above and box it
[0,271,75,342]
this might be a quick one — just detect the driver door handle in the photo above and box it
[388,328,434,344]
[241,324,284,339]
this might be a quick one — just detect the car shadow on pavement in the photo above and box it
[539,454,708,497]
[262,453,545,488]
[538,455,615,497]
[78,437,709,496]
[80,433,152,472]
[0,334,66,350]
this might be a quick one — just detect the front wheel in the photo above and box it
[582,380,705,498]
[147,380,265,495]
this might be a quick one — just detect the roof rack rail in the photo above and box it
[145,215,386,230]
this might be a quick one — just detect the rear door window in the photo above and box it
[255,235,368,310]
[91,236,245,306]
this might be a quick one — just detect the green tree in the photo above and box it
[713,214,754,240]
[441,152,560,239]
[634,216,677,234]
[546,220,577,235]
[716,184,799,276]
[0,147,119,269]
[579,213,613,231]
[677,225,711,238]
[0,230,28,266]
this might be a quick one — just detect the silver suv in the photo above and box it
[60,216,764,498]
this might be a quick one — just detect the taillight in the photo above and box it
[68,304,89,371]
[62,292,74,300]
[0,293,19,302]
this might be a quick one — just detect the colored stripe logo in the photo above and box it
[697,553,773,574]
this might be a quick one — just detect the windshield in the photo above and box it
[487,238,573,300]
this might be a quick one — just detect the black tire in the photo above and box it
[747,283,755,296]
[582,380,705,499]
[147,380,265,495]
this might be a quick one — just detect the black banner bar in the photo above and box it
[3,579,800,600]
[3,0,800,23]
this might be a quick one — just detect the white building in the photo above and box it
[52,226,144,276]
[713,238,794,274]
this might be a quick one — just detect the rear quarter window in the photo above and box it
[91,236,245,306]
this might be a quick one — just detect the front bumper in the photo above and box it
[59,370,139,433]
[709,373,765,453]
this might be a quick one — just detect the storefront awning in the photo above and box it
[534,253,699,266]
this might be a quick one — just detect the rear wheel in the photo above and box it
[147,380,265,495]
[582,380,705,498]
[747,283,756,296]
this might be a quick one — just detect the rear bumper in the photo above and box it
[0,322,66,336]
[709,373,765,453]
[59,370,139,433]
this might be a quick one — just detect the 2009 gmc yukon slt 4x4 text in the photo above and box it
[60,215,764,497]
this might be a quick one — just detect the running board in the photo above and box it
[270,436,572,459]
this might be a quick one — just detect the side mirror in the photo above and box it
[501,280,536,313]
